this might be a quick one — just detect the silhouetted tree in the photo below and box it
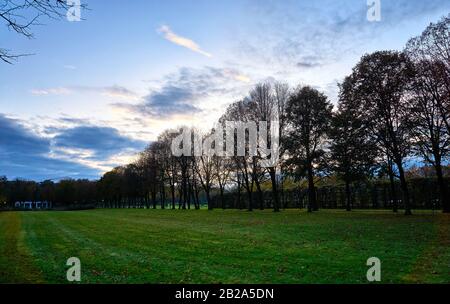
[407,59,450,213]
[348,51,415,215]
[284,86,333,212]
[405,14,450,136]
[331,77,378,211]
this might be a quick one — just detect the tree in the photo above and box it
[349,51,415,215]
[1,0,87,63]
[0,176,7,207]
[55,179,76,206]
[248,82,289,212]
[213,155,231,209]
[194,152,215,210]
[247,83,274,211]
[157,130,180,209]
[273,82,290,211]
[220,99,256,211]
[405,14,450,136]
[408,59,450,213]
[40,180,55,207]
[284,86,333,212]
[331,77,378,211]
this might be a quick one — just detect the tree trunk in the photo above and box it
[247,189,253,211]
[206,189,212,210]
[435,163,449,213]
[160,184,165,209]
[255,179,264,210]
[187,183,191,210]
[219,186,225,209]
[152,192,157,209]
[243,175,252,211]
[307,162,316,212]
[194,188,200,210]
[237,174,242,210]
[170,184,175,209]
[388,161,398,213]
[269,168,280,212]
[345,179,351,212]
[396,162,412,215]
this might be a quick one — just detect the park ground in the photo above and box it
[0,209,449,284]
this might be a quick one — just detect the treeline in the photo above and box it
[210,176,450,210]
[1,15,449,214]
[1,168,448,211]
[97,15,450,215]
[0,177,97,209]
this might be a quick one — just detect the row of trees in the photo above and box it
[97,15,450,215]
[0,177,97,208]
[1,15,448,214]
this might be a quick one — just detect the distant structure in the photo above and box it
[14,201,51,210]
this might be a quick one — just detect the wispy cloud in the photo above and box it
[63,65,77,70]
[31,87,72,96]
[157,25,212,58]
[222,69,251,83]
[235,0,450,73]
[31,85,139,101]
[100,85,139,101]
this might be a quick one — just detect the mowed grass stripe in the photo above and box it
[403,213,450,283]
[0,212,44,283]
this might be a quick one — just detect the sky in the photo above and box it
[0,0,449,181]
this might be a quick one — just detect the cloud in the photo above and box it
[113,66,251,119]
[296,55,324,69]
[52,126,146,160]
[158,25,212,58]
[63,65,77,70]
[222,69,251,83]
[100,85,139,100]
[31,87,72,96]
[0,114,99,180]
[236,0,450,71]
[0,114,146,181]
[31,85,139,100]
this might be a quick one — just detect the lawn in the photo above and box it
[0,209,448,284]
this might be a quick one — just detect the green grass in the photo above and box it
[0,209,449,283]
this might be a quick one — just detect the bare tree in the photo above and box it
[213,155,231,209]
[408,59,450,213]
[157,130,179,209]
[405,14,450,136]
[194,153,215,210]
[349,51,415,215]
[220,99,255,211]
[0,0,87,63]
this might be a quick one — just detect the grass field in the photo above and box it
[0,209,449,284]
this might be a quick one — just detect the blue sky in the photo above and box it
[0,0,449,180]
